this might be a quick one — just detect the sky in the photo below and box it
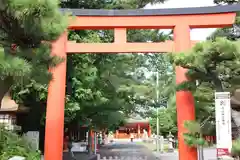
[145,0,217,40]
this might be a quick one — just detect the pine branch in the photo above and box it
[176,81,196,92]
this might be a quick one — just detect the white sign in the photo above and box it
[8,156,25,160]
[215,92,232,158]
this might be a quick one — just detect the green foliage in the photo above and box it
[4,44,64,85]
[0,126,40,160]
[232,138,240,157]
[1,0,68,47]
[10,0,172,132]
[107,0,166,9]
[0,0,68,108]
[127,29,172,42]
[150,106,177,136]
[211,0,240,40]
[172,38,240,92]
[60,0,172,130]
[170,38,240,136]
[176,81,196,91]
[144,55,177,135]
[153,59,215,136]
[60,0,167,9]
[91,111,126,130]
[64,47,153,128]
[0,48,31,80]
[214,0,239,5]
[183,121,207,148]
[171,35,240,140]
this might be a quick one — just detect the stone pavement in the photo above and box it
[41,152,97,160]
[41,142,157,160]
[154,147,217,160]
[41,143,218,160]
[98,142,160,160]
[99,142,218,160]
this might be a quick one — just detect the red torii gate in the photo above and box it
[44,4,239,160]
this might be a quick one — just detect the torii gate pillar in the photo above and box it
[44,5,239,160]
[44,32,67,160]
[174,25,197,159]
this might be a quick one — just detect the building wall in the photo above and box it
[0,113,17,130]
[0,92,18,130]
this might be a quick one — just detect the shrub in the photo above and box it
[231,138,240,158]
[0,126,41,160]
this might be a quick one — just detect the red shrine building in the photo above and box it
[114,119,151,139]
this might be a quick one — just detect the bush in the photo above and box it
[183,121,207,148]
[0,126,41,160]
[232,138,240,158]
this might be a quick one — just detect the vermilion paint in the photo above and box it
[44,12,236,160]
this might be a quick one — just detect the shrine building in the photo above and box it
[114,119,151,139]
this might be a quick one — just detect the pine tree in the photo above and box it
[159,73,215,136]
[60,0,166,9]
[210,0,240,40]
[0,0,68,107]
[171,37,240,136]
[214,0,239,4]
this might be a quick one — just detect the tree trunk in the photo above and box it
[0,78,12,108]
[231,109,240,138]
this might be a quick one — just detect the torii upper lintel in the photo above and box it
[61,4,240,29]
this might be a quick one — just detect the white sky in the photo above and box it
[145,0,217,40]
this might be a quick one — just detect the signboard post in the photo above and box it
[215,92,232,159]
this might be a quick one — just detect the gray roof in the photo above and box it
[60,4,240,16]
[127,119,149,124]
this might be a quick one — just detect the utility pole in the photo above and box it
[155,72,160,153]
[94,132,97,155]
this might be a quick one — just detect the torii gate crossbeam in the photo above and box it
[44,4,240,160]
